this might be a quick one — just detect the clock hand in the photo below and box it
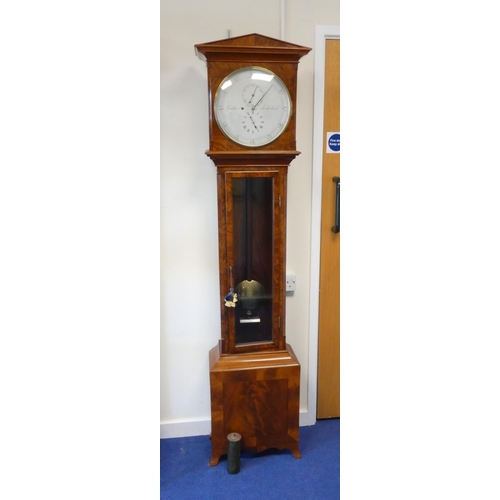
[248,86,258,105]
[252,85,273,110]
[246,112,259,130]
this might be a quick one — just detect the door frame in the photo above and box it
[306,25,340,424]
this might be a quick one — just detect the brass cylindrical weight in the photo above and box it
[227,432,241,474]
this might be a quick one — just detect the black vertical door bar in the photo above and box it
[331,176,340,233]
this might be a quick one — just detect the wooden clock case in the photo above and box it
[195,34,310,466]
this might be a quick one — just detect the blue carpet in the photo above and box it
[160,418,339,500]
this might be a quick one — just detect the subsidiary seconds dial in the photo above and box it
[214,67,292,147]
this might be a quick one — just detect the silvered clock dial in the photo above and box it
[213,67,292,147]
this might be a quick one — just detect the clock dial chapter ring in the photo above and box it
[214,67,292,147]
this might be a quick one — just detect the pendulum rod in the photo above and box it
[245,178,253,280]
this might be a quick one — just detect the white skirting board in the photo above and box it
[160,410,316,439]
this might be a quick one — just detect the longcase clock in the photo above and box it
[195,33,310,467]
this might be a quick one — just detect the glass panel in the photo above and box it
[232,177,273,345]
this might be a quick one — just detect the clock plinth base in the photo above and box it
[208,342,301,466]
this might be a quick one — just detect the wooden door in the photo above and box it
[317,39,340,419]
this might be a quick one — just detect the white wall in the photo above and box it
[160,0,340,437]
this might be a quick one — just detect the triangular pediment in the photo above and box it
[195,33,311,62]
[199,33,305,49]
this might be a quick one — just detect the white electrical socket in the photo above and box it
[286,274,296,292]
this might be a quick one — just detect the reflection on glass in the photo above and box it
[251,72,274,82]
[232,177,273,345]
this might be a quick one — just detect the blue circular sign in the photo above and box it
[328,133,340,152]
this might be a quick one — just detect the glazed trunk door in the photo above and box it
[224,169,286,353]
[317,39,340,418]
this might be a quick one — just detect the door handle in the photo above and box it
[331,176,340,233]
